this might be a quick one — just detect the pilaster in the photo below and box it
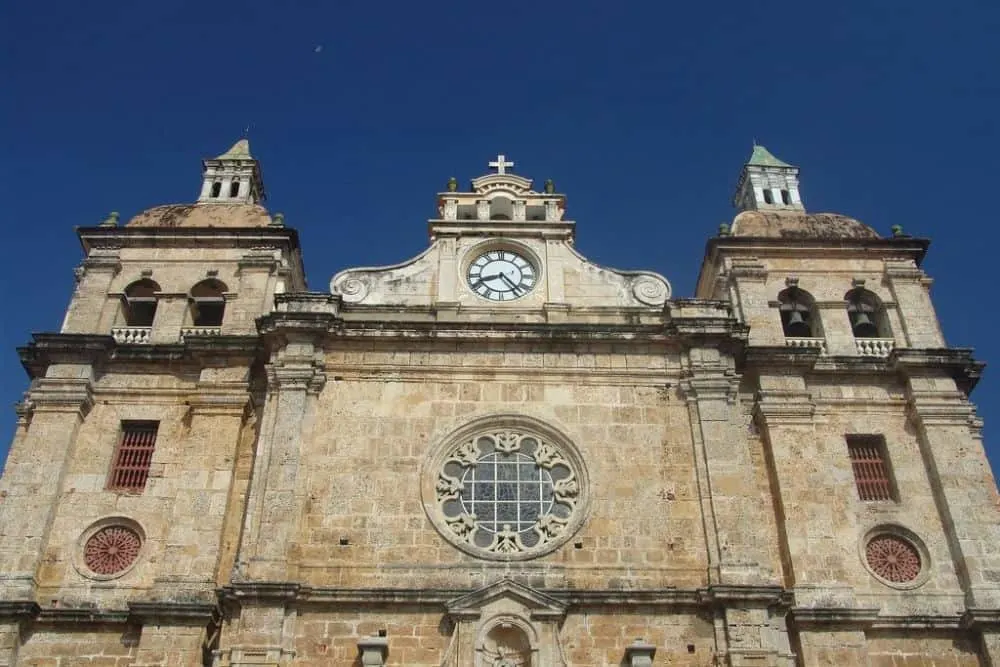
[215,584,299,667]
[895,350,1000,608]
[128,602,217,666]
[62,249,121,333]
[0,371,93,600]
[239,295,337,582]
[884,259,945,347]
[0,603,39,667]
[679,358,775,587]
[152,379,250,600]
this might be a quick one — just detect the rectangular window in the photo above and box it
[107,421,159,492]
[847,435,895,501]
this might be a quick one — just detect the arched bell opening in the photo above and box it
[777,286,819,338]
[120,279,161,327]
[845,287,890,338]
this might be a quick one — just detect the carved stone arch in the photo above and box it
[475,614,538,667]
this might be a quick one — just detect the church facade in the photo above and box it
[1,141,998,666]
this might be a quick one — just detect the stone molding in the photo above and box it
[891,347,984,395]
[18,333,261,380]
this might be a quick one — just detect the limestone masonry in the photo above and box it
[1,141,998,666]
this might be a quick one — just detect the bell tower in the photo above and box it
[732,143,804,212]
[197,138,266,204]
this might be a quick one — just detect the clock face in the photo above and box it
[467,249,536,301]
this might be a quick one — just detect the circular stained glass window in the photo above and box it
[865,534,921,584]
[84,525,142,576]
[426,417,587,560]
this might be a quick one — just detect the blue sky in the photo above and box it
[1,2,998,469]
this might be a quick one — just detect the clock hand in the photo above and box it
[499,273,519,292]
[471,273,500,287]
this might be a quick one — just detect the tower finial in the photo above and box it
[732,145,804,213]
[197,139,266,204]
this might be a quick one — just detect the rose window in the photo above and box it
[865,534,921,583]
[430,423,584,559]
[83,525,142,576]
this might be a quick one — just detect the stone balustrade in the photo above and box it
[784,337,826,354]
[181,326,222,338]
[111,327,152,344]
[855,337,895,357]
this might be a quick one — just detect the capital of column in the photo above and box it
[678,375,739,404]
[28,378,94,417]
[186,385,251,416]
[728,258,768,282]
[754,390,815,423]
[265,363,327,395]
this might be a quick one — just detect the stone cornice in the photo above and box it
[127,601,218,624]
[18,333,262,380]
[0,601,40,621]
[744,345,822,370]
[888,347,986,396]
[216,583,793,612]
[962,608,1000,630]
[704,235,930,266]
[77,226,301,253]
[891,347,984,395]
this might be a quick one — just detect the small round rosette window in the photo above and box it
[865,533,922,584]
[83,525,143,577]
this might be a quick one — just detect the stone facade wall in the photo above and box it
[285,341,710,590]
[16,625,136,666]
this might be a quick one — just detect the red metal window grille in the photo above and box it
[84,525,142,575]
[847,436,894,501]
[107,422,158,492]
[865,534,921,583]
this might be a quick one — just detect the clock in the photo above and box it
[467,249,536,301]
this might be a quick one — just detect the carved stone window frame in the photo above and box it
[858,523,931,590]
[73,516,146,582]
[422,414,589,562]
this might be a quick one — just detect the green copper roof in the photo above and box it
[216,139,253,160]
[746,144,794,168]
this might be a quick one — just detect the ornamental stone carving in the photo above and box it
[630,273,671,306]
[423,415,588,561]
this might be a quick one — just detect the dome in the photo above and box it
[730,210,880,240]
[126,203,274,228]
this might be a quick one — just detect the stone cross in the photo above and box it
[489,154,514,175]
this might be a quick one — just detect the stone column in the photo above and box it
[884,260,945,348]
[61,250,121,333]
[0,371,93,600]
[897,353,1000,609]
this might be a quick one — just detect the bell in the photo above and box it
[785,310,812,337]
[852,311,878,338]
